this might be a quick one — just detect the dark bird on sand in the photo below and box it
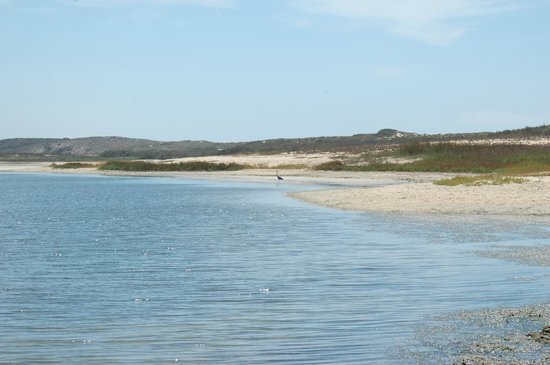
[276,171,284,181]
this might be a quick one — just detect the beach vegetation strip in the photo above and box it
[316,143,550,175]
[433,175,527,186]
[50,160,251,171]
[98,160,249,172]
[50,162,99,169]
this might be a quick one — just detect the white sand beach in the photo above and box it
[289,176,550,216]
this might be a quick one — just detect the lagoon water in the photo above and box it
[1,173,548,364]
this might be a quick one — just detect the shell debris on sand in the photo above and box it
[404,303,550,365]
[476,246,550,267]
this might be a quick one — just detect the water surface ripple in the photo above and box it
[0,173,548,364]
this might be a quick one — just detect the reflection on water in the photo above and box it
[0,173,548,364]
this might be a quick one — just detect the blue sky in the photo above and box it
[1,0,549,141]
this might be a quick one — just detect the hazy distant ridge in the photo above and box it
[1,125,548,160]
[0,137,229,159]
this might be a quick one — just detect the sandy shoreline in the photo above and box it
[289,176,550,217]
[1,160,549,218]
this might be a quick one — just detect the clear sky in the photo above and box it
[1,0,549,142]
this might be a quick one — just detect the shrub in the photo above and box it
[314,161,346,171]
[50,162,97,169]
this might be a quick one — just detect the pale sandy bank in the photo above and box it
[289,176,550,217]
[166,152,346,167]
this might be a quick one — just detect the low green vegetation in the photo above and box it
[314,161,346,171]
[98,160,249,172]
[49,160,251,171]
[434,175,527,186]
[394,142,550,174]
[50,162,98,169]
[315,143,550,175]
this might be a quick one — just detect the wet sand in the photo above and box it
[408,303,550,364]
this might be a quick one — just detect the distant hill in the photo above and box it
[0,125,548,161]
[0,137,232,160]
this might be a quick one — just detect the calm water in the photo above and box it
[0,173,548,364]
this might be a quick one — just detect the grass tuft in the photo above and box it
[434,175,527,186]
